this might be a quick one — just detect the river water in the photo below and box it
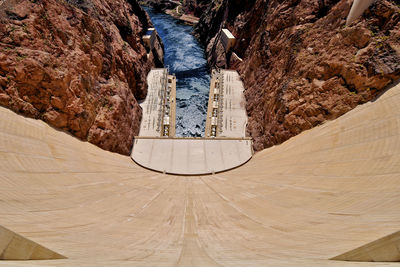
[144,7,210,137]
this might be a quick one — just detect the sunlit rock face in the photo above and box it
[0,0,160,155]
[195,0,400,151]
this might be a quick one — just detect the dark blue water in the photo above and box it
[144,7,210,137]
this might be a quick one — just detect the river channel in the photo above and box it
[144,7,210,137]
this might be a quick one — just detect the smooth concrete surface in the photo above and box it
[332,230,400,262]
[0,226,65,260]
[0,81,400,266]
[346,0,376,26]
[131,137,252,175]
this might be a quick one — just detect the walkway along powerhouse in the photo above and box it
[131,68,253,175]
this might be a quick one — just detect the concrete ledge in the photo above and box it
[0,226,65,260]
[331,230,400,262]
[134,136,252,140]
[131,138,253,175]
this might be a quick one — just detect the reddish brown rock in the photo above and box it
[196,0,400,151]
[0,0,160,155]
[181,0,210,17]
[142,0,209,17]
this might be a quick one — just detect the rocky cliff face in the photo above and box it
[0,0,161,155]
[141,0,210,17]
[141,0,179,13]
[181,0,210,17]
[195,0,400,151]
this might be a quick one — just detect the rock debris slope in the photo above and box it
[0,0,161,155]
[0,80,399,266]
[195,0,400,151]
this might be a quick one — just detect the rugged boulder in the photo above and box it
[195,0,400,151]
[0,0,161,155]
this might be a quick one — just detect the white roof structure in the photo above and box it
[221,28,236,52]
[132,138,252,175]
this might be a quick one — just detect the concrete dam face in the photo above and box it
[1,76,400,265]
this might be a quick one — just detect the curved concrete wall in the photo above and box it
[0,81,400,266]
[132,138,252,175]
[346,0,376,26]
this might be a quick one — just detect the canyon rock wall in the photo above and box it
[195,0,400,151]
[0,0,161,155]
[141,0,210,17]
[181,0,210,17]
[141,0,179,13]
